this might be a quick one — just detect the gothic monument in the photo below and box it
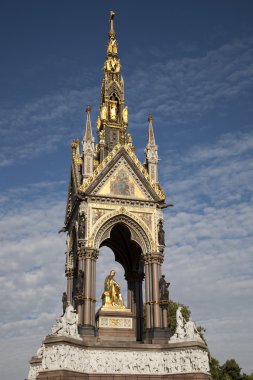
[28,11,212,380]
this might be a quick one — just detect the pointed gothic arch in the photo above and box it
[92,213,149,341]
[93,212,152,256]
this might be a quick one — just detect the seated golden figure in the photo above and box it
[101,270,125,309]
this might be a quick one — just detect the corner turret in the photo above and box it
[144,114,159,183]
[82,105,95,180]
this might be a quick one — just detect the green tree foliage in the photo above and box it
[209,357,252,380]
[221,359,243,380]
[209,356,223,380]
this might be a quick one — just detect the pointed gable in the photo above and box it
[96,159,149,200]
[79,144,165,202]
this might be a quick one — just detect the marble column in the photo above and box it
[84,252,92,326]
[144,259,151,329]
[90,250,98,326]
[77,243,85,325]
[66,270,73,304]
[83,248,98,327]
[151,254,163,329]
[162,306,168,328]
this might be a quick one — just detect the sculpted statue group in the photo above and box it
[50,303,81,340]
[170,306,204,343]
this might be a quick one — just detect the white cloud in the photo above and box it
[161,130,253,373]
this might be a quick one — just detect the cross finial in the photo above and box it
[109,11,116,37]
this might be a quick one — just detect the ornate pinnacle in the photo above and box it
[83,105,93,143]
[147,114,156,146]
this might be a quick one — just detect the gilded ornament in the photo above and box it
[123,106,128,124]
[100,104,107,120]
[96,116,101,130]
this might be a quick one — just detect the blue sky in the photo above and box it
[0,1,253,379]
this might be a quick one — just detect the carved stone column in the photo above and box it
[151,253,163,328]
[135,273,144,341]
[125,271,144,341]
[125,272,136,335]
[66,269,74,304]
[65,249,74,304]
[144,257,151,329]
[82,247,98,335]
[90,249,98,326]
[162,306,168,328]
[76,242,85,325]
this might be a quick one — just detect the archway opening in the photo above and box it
[97,222,145,341]
[96,246,127,310]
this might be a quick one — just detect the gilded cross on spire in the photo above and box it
[109,11,116,38]
[107,11,118,56]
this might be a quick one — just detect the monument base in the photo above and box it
[37,369,212,379]
[28,335,212,380]
[95,307,135,341]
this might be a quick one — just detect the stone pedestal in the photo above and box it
[37,371,212,380]
[95,307,135,341]
[28,335,212,380]
[144,327,171,344]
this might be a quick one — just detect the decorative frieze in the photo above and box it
[99,316,132,329]
[28,344,210,379]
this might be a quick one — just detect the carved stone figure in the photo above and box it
[158,220,165,245]
[50,303,81,340]
[62,292,67,315]
[78,215,85,239]
[175,306,186,338]
[76,269,84,294]
[102,270,125,308]
[170,307,204,343]
[159,275,170,301]
[185,319,203,341]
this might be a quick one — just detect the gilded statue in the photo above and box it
[105,56,120,72]
[127,133,132,144]
[101,104,107,120]
[102,270,125,308]
[96,116,101,130]
[110,102,117,121]
[107,37,118,54]
[123,106,128,124]
[99,128,105,141]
